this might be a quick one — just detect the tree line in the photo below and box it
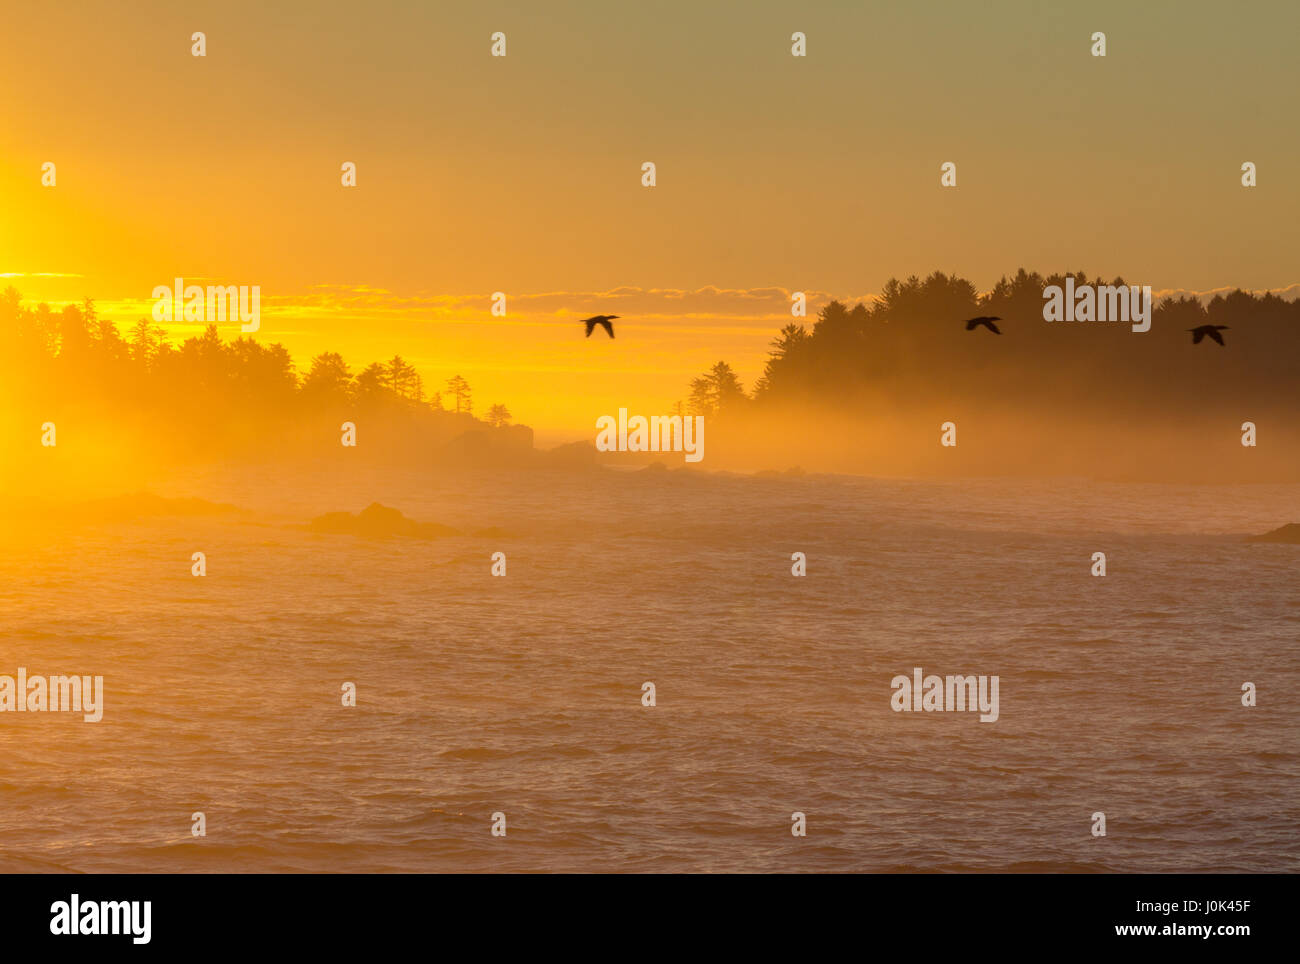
[685,269,1300,417]
[0,287,514,429]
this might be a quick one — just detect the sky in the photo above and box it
[2,0,1297,440]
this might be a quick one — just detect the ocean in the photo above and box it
[1,465,1296,872]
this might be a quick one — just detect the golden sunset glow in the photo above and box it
[3,2,1298,440]
[1,1,1298,898]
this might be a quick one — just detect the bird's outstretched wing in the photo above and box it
[1207,329,1225,346]
[582,316,616,338]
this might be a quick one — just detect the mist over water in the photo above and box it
[4,0,1298,890]
[1,465,1296,872]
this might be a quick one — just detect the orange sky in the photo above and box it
[3,0,1297,441]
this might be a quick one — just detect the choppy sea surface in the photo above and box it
[1,466,1297,872]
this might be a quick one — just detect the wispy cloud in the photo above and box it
[271,284,873,323]
[1152,282,1300,304]
[28,281,1300,339]
[0,272,85,279]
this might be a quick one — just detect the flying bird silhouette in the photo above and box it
[964,316,1002,334]
[582,315,618,338]
[1188,324,1229,346]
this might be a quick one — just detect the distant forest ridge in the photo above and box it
[0,284,518,429]
[683,269,1300,417]
[1,268,1297,475]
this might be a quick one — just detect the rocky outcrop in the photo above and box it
[1246,523,1300,544]
[309,503,460,538]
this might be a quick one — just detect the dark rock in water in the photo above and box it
[442,424,535,466]
[310,503,460,538]
[1246,523,1300,544]
[540,440,599,469]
